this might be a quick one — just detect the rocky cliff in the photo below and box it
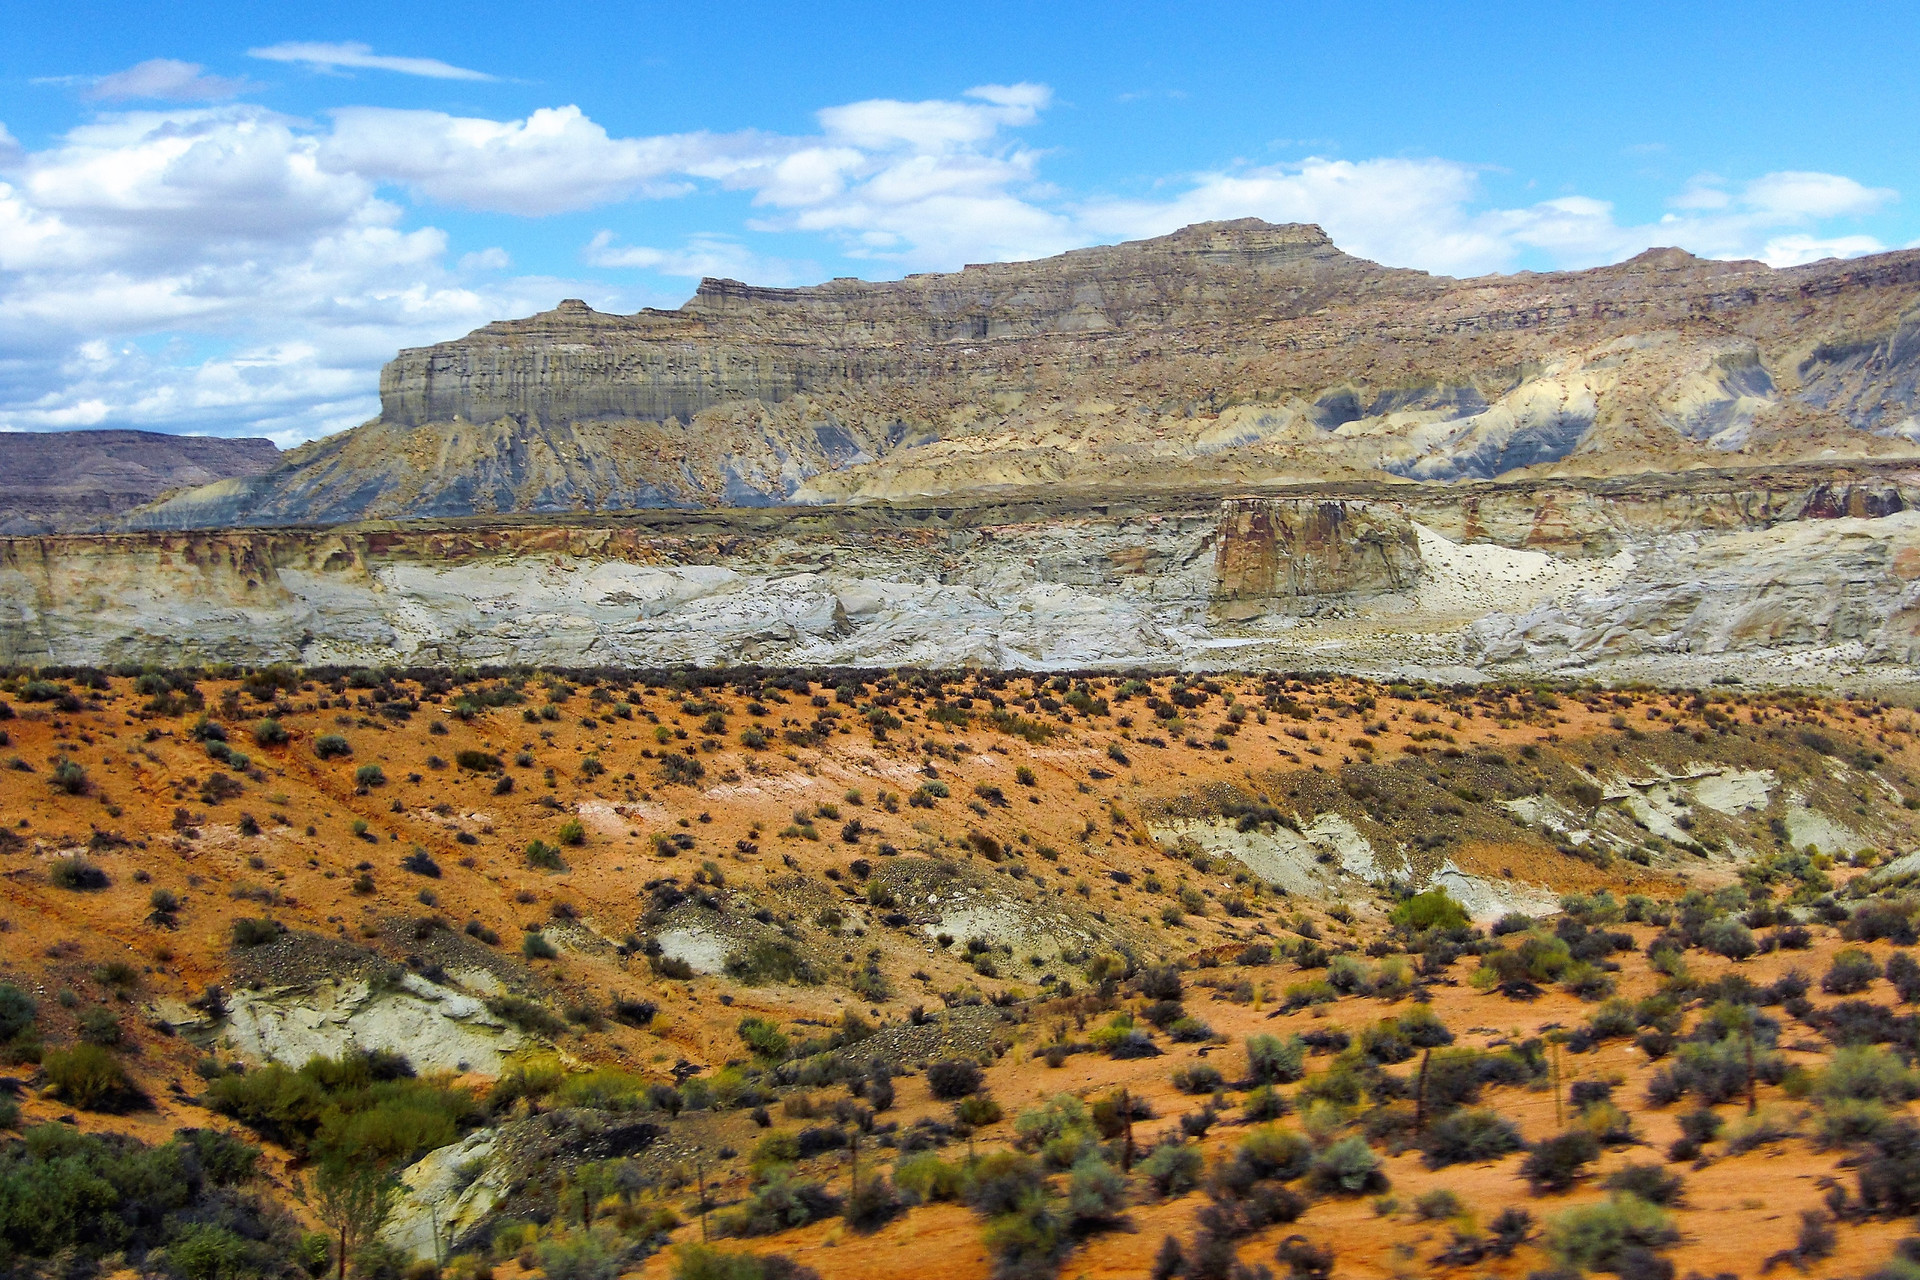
[14,464,1919,686]
[123,221,1920,527]
[0,429,278,533]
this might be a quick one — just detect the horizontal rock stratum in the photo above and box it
[122,220,1920,527]
[10,466,1920,683]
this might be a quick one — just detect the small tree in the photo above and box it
[312,1158,395,1280]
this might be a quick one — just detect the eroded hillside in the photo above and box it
[6,667,1920,1278]
[117,221,1920,528]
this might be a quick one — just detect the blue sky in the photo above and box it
[1,0,1913,442]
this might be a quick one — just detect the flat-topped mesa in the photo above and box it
[128,219,1920,527]
[377,220,1428,428]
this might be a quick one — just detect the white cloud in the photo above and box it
[458,246,511,272]
[1079,158,1901,277]
[248,41,493,82]
[1758,233,1888,268]
[0,107,622,440]
[0,77,1906,446]
[320,106,780,215]
[1742,170,1894,219]
[85,59,252,102]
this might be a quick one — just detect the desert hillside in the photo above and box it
[6,664,1920,1279]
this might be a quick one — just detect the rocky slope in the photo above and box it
[0,428,278,533]
[10,464,1920,684]
[123,221,1920,526]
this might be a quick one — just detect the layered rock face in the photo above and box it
[12,466,1920,686]
[124,221,1920,527]
[0,429,278,533]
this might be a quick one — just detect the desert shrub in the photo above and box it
[455,750,502,772]
[43,1044,142,1112]
[557,818,586,846]
[1139,1142,1204,1197]
[927,1059,983,1099]
[313,734,351,759]
[1245,1034,1306,1084]
[1546,1194,1678,1273]
[1816,1097,1894,1149]
[522,932,558,960]
[1520,1130,1600,1193]
[962,1150,1046,1215]
[230,917,282,948]
[1699,916,1756,961]
[1818,1046,1920,1103]
[893,1153,965,1203]
[1242,1085,1288,1121]
[1824,948,1882,995]
[1604,1163,1684,1206]
[716,1171,840,1237]
[1414,1188,1463,1220]
[49,856,109,891]
[1396,1004,1454,1048]
[50,757,89,795]
[533,1229,620,1280]
[1888,951,1920,1004]
[401,848,440,877]
[659,754,706,786]
[843,1174,901,1232]
[1727,1105,1802,1154]
[1420,1108,1523,1168]
[1845,901,1919,945]
[724,940,818,986]
[0,986,35,1046]
[1856,1119,1920,1215]
[736,1017,789,1062]
[1645,1038,1786,1106]
[1226,1126,1312,1186]
[671,1247,820,1280]
[526,840,564,870]
[0,1124,287,1275]
[1390,888,1468,933]
[354,764,386,788]
[955,1094,1003,1127]
[1066,1154,1127,1225]
[1307,1136,1386,1195]
[1172,1063,1224,1094]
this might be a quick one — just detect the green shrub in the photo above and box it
[962,1150,1045,1215]
[1546,1194,1678,1272]
[715,1170,840,1237]
[670,1246,821,1280]
[0,1125,285,1274]
[534,1228,620,1280]
[1603,1163,1684,1207]
[522,932,559,960]
[1140,1142,1204,1197]
[354,764,386,787]
[1309,1136,1387,1195]
[1420,1108,1523,1168]
[1520,1130,1600,1193]
[1391,889,1468,933]
[314,734,351,759]
[50,757,90,795]
[43,1044,141,1112]
[252,718,288,746]
[1824,948,1881,994]
[455,750,502,772]
[49,856,109,891]
[894,1153,965,1203]
[1245,1033,1306,1084]
[526,839,564,870]
[557,818,586,846]
[736,1016,789,1061]
[1818,1046,1920,1103]
[0,986,35,1043]
[230,917,283,947]
[205,1050,478,1164]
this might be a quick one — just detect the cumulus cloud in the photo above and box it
[1079,156,1899,277]
[84,59,253,102]
[320,106,775,215]
[582,231,815,285]
[0,107,620,439]
[248,41,493,82]
[0,77,1904,444]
